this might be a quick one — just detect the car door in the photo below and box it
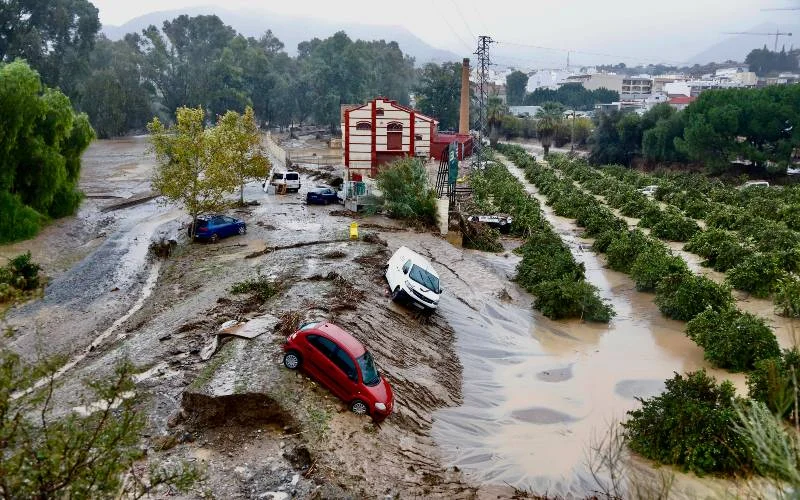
[222,216,236,237]
[328,347,360,401]
[305,334,353,399]
[208,217,222,237]
[304,334,337,386]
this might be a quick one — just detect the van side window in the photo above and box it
[402,260,412,273]
[286,173,299,181]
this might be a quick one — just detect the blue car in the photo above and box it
[188,214,246,242]
[306,186,339,205]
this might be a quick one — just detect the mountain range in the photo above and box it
[101,6,459,64]
[687,23,799,65]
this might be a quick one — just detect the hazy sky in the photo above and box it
[90,0,798,65]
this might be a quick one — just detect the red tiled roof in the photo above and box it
[668,96,696,105]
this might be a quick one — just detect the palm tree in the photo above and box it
[486,96,508,148]
[535,101,565,156]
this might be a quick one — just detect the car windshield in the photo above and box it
[357,351,380,386]
[409,264,440,292]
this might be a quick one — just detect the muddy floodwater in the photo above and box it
[417,157,759,497]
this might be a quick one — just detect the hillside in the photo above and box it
[102,6,460,64]
[689,23,799,65]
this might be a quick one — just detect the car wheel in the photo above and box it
[350,399,369,416]
[391,286,403,301]
[283,351,301,370]
[238,225,246,235]
[210,233,219,243]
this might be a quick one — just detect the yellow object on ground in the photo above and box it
[349,222,358,240]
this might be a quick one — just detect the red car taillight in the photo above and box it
[197,226,208,232]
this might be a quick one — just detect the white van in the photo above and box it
[265,171,301,193]
[385,246,442,310]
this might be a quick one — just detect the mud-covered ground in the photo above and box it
[0,137,513,499]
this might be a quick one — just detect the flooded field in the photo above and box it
[0,136,771,498]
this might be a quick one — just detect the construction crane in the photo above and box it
[722,30,793,51]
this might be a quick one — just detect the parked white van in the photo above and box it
[385,246,442,310]
[264,171,301,193]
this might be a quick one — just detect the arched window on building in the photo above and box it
[356,121,371,131]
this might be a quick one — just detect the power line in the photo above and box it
[449,0,476,40]
[432,0,474,53]
[468,0,490,34]
[474,35,494,163]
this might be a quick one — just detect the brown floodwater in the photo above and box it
[405,158,765,497]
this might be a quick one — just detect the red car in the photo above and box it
[282,322,394,422]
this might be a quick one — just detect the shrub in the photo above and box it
[531,278,614,322]
[684,228,751,272]
[591,229,623,254]
[706,205,745,230]
[686,308,780,371]
[650,208,700,242]
[0,191,44,244]
[630,245,689,292]
[462,221,503,252]
[605,229,652,274]
[637,203,663,228]
[655,272,733,321]
[230,276,278,301]
[726,253,785,298]
[747,348,800,419]
[576,207,627,237]
[376,158,438,227]
[623,370,750,475]
[774,275,800,317]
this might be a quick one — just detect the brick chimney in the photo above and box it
[459,58,470,135]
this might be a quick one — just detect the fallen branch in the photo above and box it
[244,239,349,259]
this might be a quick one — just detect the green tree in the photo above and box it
[0,60,94,242]
[148,107,236,239]
[212,107,271,205]
[676,85,800,174]
[505,70,528,106]
[414,62,463,131]
[0,0,100,99]
[487,96,508,148]
[376,158,438,227]
[536,102,564,155]
[745,46,800,76]
[0,351,199,498]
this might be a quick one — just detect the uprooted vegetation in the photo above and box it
[0,252,43,306]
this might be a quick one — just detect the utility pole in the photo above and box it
[474,35,494,165]
[570,110,576,153]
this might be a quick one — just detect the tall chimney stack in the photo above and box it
[459,58,470,135]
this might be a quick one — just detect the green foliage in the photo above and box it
[655,272,733,321]
[686,308,780,371]
[530,278,614,322]
[376,158,438,227]
[149,106,239,236]
[745,46,800,76]
[684,228,751,272]
[414,62,464,131]
[212,107,271,205]
[630,245,689,292]
[230,275,278,301]
[0,0,100,98]
[461,221,503,253]
[726,253,785,298]
[605,229,653,274]
[0,192,43,243]
[524,82,619,111]
[650,207,700,242]
[677,85,800,174]
[774,275,800,317]
[623,370,750,475]
[747,348,800,419]
[0,60,94,242]
[505,70,528,106]
[0,352,200,497]
[0,252,42,304]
